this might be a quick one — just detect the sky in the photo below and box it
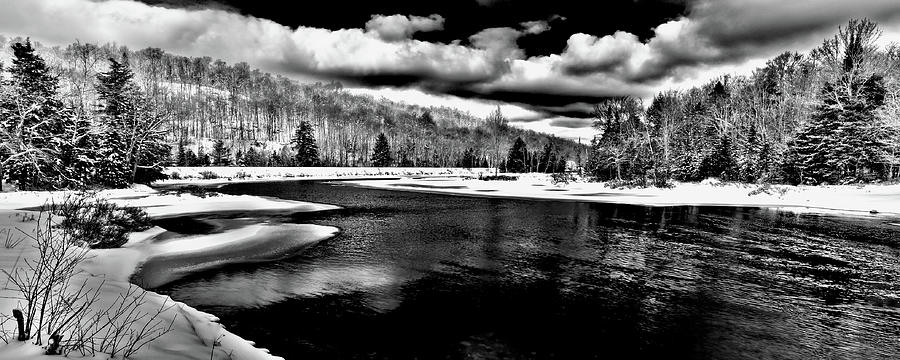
[3,0,900,140]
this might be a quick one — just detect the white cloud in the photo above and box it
[5,0,900,139]
[520,20,551,35]
[365,14,445,42]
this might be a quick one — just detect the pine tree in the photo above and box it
[243,147,266,166]
[292,121,319,166]
[790,75,886,184]
[371,133,392,167]
[195,146,210,166]
[460,147,477,169]
[211,139,231,166]
[1,40,87,189]
[506,137,528,173]
[700,134,737,180]
[96,54,169,185]
[175,140,188,166]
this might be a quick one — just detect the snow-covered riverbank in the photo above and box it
[0,186,339,359]
[343,174,900,217]
[157,166,492,188]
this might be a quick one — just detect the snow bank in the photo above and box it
[345,174,900,217]
[0,187,340,360]
[159,166,493,188]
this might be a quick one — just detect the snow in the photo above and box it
[159,166,493,188]
[343,173,900,217]
[0,186,341,359]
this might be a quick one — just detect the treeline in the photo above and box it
[0,35,584,171]
[0,41,168,190]
[587,19,900,186]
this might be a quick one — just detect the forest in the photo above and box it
[0,33,584,189]
[587,19,900,186]
[2,19,899,190]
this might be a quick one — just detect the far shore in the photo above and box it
[154,166,900,218]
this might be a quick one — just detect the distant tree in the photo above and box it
[789,19,888,184]
[460,147,477,169]
[371,133,393,167]
[292,121,319,166]
[195,146,210,166]
[211,139,231,166]
[418,110,435,127]
[242,147,266,167]
[700,134,738,180]
[175,140,188,166]
[589,97,644,181]
[506,137,528,173]
[485,106,508,175]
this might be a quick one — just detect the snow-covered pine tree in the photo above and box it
[371,133,392,167]
[506,137,528,173]
[1,40,89,189]
[211,139,231,166]
[96,54,169,185]
[292,121,319,166]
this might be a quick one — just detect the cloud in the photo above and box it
[4,0,900,123]
[520,20,550,35]
[553,0,900,83]
[365,14,445,42]
[549,117,594,129]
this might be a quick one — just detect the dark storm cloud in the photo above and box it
[549,118,594,129]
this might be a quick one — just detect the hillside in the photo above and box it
[0,35,587,169]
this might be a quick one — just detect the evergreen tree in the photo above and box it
[243,147,266,166]
[1,40,91,189]
[506,137,528,173]
[211,139,231,166]
[460,147,477,169]
[183,148,198,167]
[195,146,210,166]
[371,133,393,167]
[175,140,188,166]
[95,54,169,185]
[292,121,319,166]
[700,134,738,180]
[790,75,886,184]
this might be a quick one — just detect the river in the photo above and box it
[144,180,900,359]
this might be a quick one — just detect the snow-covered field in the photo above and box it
[0,186,339,359]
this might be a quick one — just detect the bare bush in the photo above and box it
[2,229,25,249]
[2,213,89,345]
[2,205,175,357]
[48,194,152,249]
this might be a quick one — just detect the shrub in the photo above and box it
[234,171,251,179]
[478,174,518,181]
[49,195,152,249]
[163,185,221,198]
[550,172,577,185]
[169,171,182,180]
[1,210,174,356]
[198,170,219,179]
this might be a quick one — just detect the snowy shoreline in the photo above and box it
[156,167,900,217]
[1,169,897,359]
[342,174,900,217]
[0,186,340,360]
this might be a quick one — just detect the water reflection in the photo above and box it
[153,181,900,360]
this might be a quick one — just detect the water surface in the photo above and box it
[151,181,900,359]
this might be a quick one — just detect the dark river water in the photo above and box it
[149,181,900,360]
